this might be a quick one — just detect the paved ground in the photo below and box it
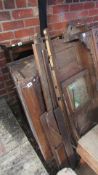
[0,98,48,175]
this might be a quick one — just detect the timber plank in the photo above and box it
[41,111,68,166]
[33,36,53,111]
[21,79,52,160]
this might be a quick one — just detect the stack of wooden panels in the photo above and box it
[33,33,76,168]
[8,27,98,169]
[33,29,98,168]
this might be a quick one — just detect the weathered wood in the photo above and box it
[33,35,70,167]
[33,35,53,111]
[81,28,98,90]
[52,32,97,137]
[8,56,52,161]
[54,107,75,159]
[52,38,82,82]
[63,24,82,42]
[77,125,98,174]
[62,69,91,114]
[41,43,58,109]
[44,29,79,158]
[44,30,71,112]
[91,29,98,84]
[41,111,68,166]
[21,78,52,160]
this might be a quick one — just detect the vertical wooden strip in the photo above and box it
[33,35,53,111]
[41,46,58,109]
[41,112,68,167]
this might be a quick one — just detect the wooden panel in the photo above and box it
[41,111,68,166]
[83,28,98,90]
[77,125,98,174]
[8,55,37,80]
[21,78,52,161]
[52,35,96,136]
[92,28,98,88]
[33,35,71,167]
[54,107,78,150]
[92,28,98,56]
[33,35,57,111]
[33,38,53,111]
[75,39,96,94]
[44,29,79,168]
[41,43,58,109]
[52,38,83,82]
[62,69,93,136]
[74,102,93,136]
[8,56,52,161]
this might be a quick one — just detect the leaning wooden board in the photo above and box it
[77,125,98,174]
[33,34,69,166]
[8,56,52,161]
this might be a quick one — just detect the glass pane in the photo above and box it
[67,77,89,110]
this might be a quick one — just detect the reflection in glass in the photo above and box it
[67,77,89,110]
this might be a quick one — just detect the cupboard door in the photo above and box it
[8,56,52,161]
[52,39,83,82]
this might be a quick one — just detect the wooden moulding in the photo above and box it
[62,69,92,114]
